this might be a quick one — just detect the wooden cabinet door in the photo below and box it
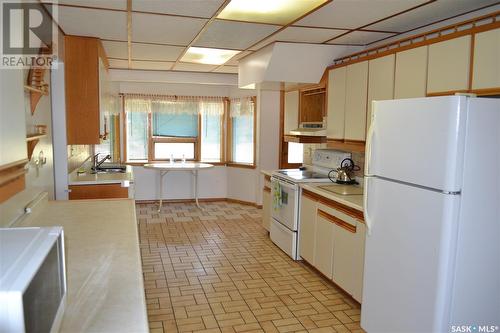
[262,186,271,232]
[299,194,317,263]
[394,46,428,99]
[284,91,299,134]
[331,218,358,296]
[427,35,471,94]
[472,28,500,91]
[314,209,335,279]
[367,54,395,131]
[0,69,27,166]
[65,36,101,144]
[345,61,368,141]
[69,183,128,200]
[326,67,346,140]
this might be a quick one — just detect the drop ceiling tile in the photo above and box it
[132,43,185,61]
[132,0,225,18]
[108,59,129,69]
[213,66,239,74]
[102,40,128,59]
[132,61,174,71]
[132,12,207,45]
[366,0,500,32]
[173,62,218,72]
[56,7,127,39]
[225,50,252,66]
[42,0,126,10]
[193,20,280,50]
[296,0,428,30]
[327,31,397,45]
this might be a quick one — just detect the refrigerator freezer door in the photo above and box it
[367,96,467,192]
[361,177,460,333]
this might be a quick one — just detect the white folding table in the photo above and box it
[144,162,214,212]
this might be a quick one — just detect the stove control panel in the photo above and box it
[313,149,351,169]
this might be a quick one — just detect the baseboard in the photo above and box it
[135,197,261,208]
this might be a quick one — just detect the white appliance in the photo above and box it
[270,149,351,259]
[0,227,67,333]
[362,96,500,333]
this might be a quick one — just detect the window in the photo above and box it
[229,97,255,165]
[124,95,224,163]
[287,142,303,164]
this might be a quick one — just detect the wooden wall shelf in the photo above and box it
[26,67,49,115]
[0,159,28,203]
[26,134,46,160]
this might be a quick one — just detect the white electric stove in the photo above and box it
[270,149,352,260]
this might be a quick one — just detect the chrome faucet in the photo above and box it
[92,153,111,170]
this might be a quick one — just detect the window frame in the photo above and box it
[226,96,257,169]
[123,95,227,165]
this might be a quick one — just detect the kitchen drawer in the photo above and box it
[69,183,129,200]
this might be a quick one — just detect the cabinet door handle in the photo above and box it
[317,209,356,233]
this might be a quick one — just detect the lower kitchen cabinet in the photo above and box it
[69,183,129,200]
[314,209,335,279]
[299,192,317,263]
[262,180,272,231]
[299,189,366,302]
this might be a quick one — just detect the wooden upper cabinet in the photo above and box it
[472,28,500,91]
[65,36,108,145]
[299,87,325,123]
[326,67,346,140]
[284,90,299,134]
[345,61,368,141]
[367,54,395,131]
[394,46,428,99]
[427,35,471,94]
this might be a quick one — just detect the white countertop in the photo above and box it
[301,183,364,212]
[16,197,148,333]
[69,165,134,186]
[261,169,273,177]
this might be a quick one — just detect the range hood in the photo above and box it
[238,42,360,88]
[289,122,326,137]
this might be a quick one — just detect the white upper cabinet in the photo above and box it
[427,36,471,94]
[367,54,395,131]
[326,67,346,140]
[345,61,368,141]
[284,90,299,134]
[394,46,428,99]
[472,28,500,90]
[0,69,27,166]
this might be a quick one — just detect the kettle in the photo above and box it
[328,158,360,184]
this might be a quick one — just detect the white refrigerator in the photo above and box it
[361,96,500,333]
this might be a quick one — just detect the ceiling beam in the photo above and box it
[127,0,132,69]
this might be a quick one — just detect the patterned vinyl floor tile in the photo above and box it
[137,202,363,333]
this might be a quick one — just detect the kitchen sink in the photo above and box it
[91,165,127,174]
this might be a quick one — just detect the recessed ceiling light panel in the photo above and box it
[181,47,241,65]
[217,0,328,25]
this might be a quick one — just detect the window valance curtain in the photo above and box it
[124,94,225,116]
[230,97,254,118]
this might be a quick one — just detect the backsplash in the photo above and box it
[67,145,91,173]
[303,144,365,177]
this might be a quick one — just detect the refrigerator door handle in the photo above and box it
[365,116,375,176]
[364,177,372,235]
